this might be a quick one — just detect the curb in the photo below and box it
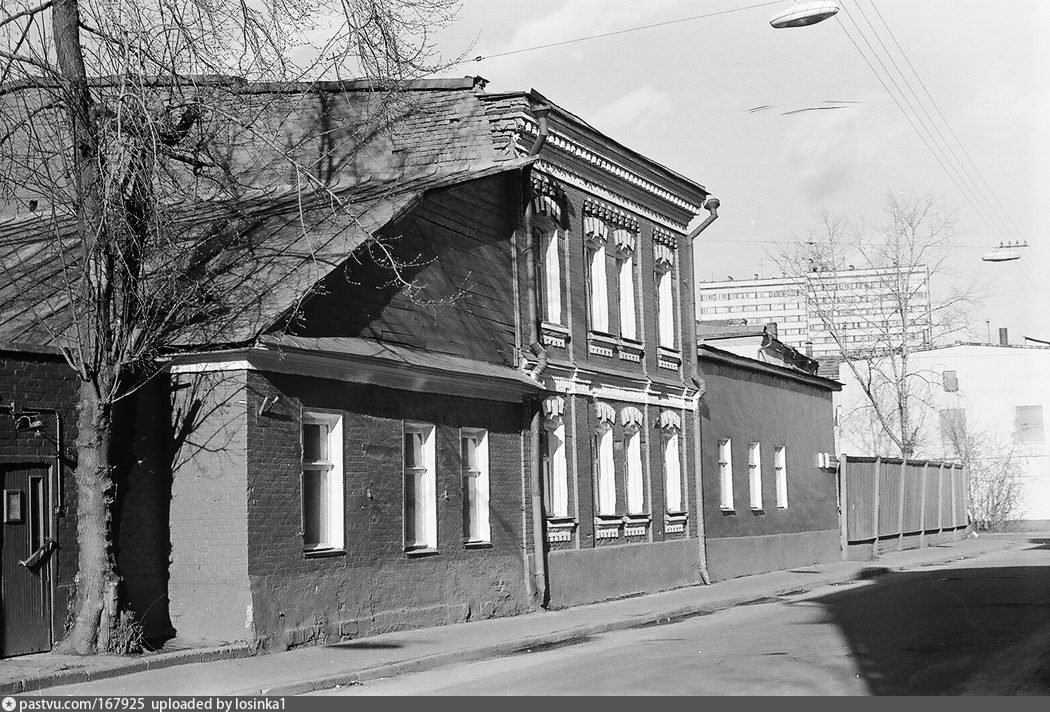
[1,643,258,695]
[240,538,1023,696]
[9,537,1021,696]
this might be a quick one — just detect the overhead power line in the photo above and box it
[463,0,789,64]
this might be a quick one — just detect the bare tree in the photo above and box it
[776,195,975,458]
[0,0,461,654]
[939,411,1025,531]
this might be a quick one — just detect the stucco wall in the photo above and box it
[167,369,253,642]
[706,530,841,581]
[699,354,840,578]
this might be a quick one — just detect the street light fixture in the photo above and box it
[770,1,840,29]
[981,241,1028,262]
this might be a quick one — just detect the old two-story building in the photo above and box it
[482,91,717,607]
[0,76,721,655]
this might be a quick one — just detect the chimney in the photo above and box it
[804,340,813,357]
[999,327,1009,347]
[765,322,778,340]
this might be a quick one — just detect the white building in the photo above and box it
[696,267,931,360]
[835,341,1050,528]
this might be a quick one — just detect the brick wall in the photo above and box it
[243,370,531,650]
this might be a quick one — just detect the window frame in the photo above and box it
[664,430,684,514]
[540,224,563,326]
[404,423,438,552]
[718,438,734,511]
[543,418,569,518]
[595,424,617,515]
[774,445,788,509]
[301,410,345,554]
[461,428,491,545]
[657,265,677,349]
[618,251,638,341]
[624,426,645,515]
[588,242,610,334]
[748,442,763,511]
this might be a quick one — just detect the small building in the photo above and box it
[836,336,1050,529]
[697,324,842,580]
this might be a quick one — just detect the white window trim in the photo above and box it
[618,253,637,341]
[657,266,676,349]
[625,427,645,514]
[774,445,788,509]
[404,423,438,552]
[301,410,345,553]
[462,429,491,544]
[541,227,563,325]
[596,425,616,515]
[588,243,610,333]
[718,438,734,511]
[748,442,763,511]
[664,430,684,514]
[544,419,569,518]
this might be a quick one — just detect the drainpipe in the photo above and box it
[529,104,551,156]
[522,173,550,608]
[686,197,720,585]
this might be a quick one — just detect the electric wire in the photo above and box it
[864,0,1029,245]
[459,0,789,64]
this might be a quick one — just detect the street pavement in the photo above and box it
[316,542,1050,695]
[11,532,1039,696]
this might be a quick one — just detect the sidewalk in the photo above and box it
[4,533,1028,697]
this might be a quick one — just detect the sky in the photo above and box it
[429,0,1050,345]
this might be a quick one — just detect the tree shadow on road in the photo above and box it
[793,557,1050,694]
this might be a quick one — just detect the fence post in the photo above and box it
[872,456,881,560]
[938,461,945,533]
[919,461,929,549]
[951,463,959,529]
[897,458,907,550]
[838,455,849,560]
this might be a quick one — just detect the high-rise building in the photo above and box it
[696,266,932,359]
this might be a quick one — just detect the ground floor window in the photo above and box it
[302,411,344,552]
[405,424,437,551]
[462,429,491,543]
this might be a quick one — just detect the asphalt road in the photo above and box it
[314,542,1050,695]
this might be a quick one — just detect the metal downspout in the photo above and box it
[522,142,550,606]
[688,197,720,585]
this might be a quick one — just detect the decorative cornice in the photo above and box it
[515,117,704,215]
[583,198,639,232]
[535,161,689,233]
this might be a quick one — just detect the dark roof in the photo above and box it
[0,80,532,349]
[698,343,841,392]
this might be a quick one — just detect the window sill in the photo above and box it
[464,540,493,549]
[405,547,440,558]
[720,507,736,515]
[750,507,765,514]
[541,321,570,334]
[303,548,346,559]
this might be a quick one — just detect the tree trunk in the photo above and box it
[58,380,121,654]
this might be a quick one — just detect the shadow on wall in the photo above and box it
[792,543,1050,694]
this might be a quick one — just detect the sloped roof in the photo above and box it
[0,79,531,350]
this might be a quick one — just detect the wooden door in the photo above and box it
[1,463,53,657]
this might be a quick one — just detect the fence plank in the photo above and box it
[897,459,907,549]
[872,457,881,558]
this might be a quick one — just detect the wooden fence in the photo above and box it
[838,455,969,558]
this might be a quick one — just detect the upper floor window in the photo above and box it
[404,424,437,551]
[1015,405,1044,444]
[462,429,490,544]
[614,228,638,341]
[534,194,563,326]
[654,239,677,349]
[585,215,610,333]
[302,411,345,552]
